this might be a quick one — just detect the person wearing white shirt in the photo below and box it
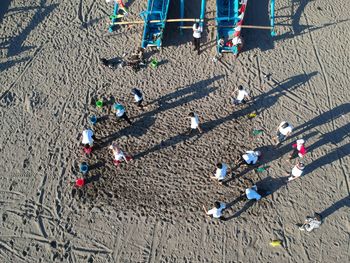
[187,112,203,135]
[288,161,305,181]
[274,121,293,145]
[204,202,226,220]
[210,163,228,183]
[131,88,145,110]
[192,23,203,55]
[113,102,132,125]
[236,150,261,168]
[232,85,250,106]
[81,129,95,146]
[299,213,322,232]
[109,143,133,166]
[245,185,262,200]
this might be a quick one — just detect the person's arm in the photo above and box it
[122,152,128,163]
[245,91,251,101]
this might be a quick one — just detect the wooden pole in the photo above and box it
[111,18,204,26]
[179,25,273,30]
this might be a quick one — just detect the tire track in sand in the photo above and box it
[302,12,350,194]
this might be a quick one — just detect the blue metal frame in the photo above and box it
[109,2,119,32]
[270,0,276,36]
[216,0,240,54]
[140,0,170,49]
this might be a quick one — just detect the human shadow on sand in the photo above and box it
[273,0,350,42]
[223,176,287,220]
[163,0,203,47]
[0,0,11,24]
[306,142,350,176]
[134,72,317,160]
[6,1,58,57]
[319,195,350,219]
[98,75,223,148]
[243,0,274,52]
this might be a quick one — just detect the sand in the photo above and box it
[0,0,350,262]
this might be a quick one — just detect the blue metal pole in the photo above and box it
[234,0,238,22]
[109,1,119,32]
[270,0,276,36]
[200,0,206,27]
[180,0,184,34]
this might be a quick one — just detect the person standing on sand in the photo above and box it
[131,88,146,110]
[298,213,322,232]
[204,202,226,220]
[187,112,203,135]
[289,139,307,160]
[113,102,132,125]
[274,121,293,145]
[210,163,228,183]
[81,128,96,155]
[245,185,262,201]
[235,150,262,169]
[192,23,203,55]
[231,85,251,106]
[287,160,305,181]
[109,143,132,166]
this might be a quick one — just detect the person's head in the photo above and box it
[194,23,199,29]
[255,151,262,157]
[297,139,305,145]
[188,112,195,117]
[131,88,137,94]
[214,201,221,209]
[83,144,89,148]
[297,162,305,169]
[314,212,322,221]
[238,85,243,91]
[216,163,223,169]
[281,122,289,129]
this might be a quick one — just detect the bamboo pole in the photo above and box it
[111,18,204,26]
[179,25,273,30]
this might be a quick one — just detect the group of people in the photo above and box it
[80,88,146,166]
[201,86,322,231]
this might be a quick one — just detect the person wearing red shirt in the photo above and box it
[289,139,307,160]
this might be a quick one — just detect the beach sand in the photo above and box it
[0,0,349,262]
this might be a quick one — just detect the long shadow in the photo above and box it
[224,176,287,220]
[319,195,350,219]
[0,57,30,72]
[243,0,274,52]
[134,72,317,159]
[306,142,350,175]
[306,122,350,154]
[0,0,11,24]
[273,0,349,42]
[99,75,223,148]
[7,1,58,57]
[163,0,202,47]
[292,103,350,139]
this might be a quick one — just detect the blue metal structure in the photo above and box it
[140,0,170,49]
[270,0,276,36]
[109,2,120,32]
[216,0,242,54]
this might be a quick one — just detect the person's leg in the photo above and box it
[196,38,201,54]
[121,112,132,125]
[197,125,203,133]
[289,148,298,159]
[137,99,144,110]
[235,156,246,168]
[187,128,195,136]
[193,37,197,50]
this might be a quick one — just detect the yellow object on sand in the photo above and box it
[248,113,257,119]
[270,240,282,247]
